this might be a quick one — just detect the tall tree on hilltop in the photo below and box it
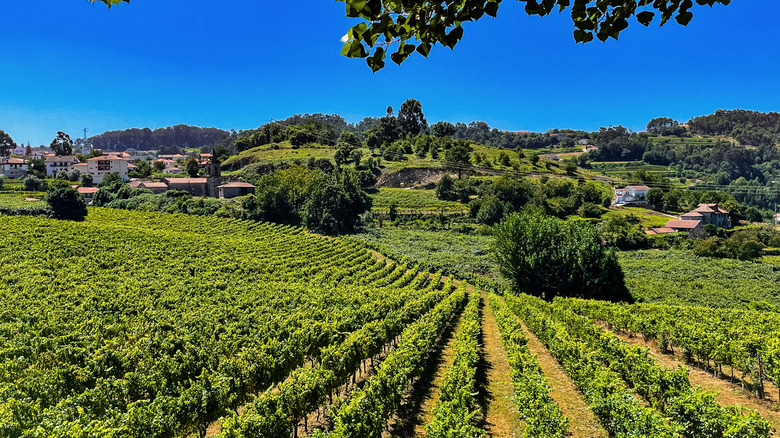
[0,130,17,157]
[50,131,74,156]
[397,99,428,137]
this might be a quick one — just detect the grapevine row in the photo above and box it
[489,294,568,438]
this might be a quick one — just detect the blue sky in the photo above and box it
[2,1,778,145]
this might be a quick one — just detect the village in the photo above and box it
[0,145,256,203]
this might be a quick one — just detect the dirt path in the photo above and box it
[516,318,606,438]
[386,310,464,437]
[608,328,780,430]
[478,290,524,437]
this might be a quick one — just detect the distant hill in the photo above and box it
[88,124,229,152]
[689,109,780,147]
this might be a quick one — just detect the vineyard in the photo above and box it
[1,208,778,437]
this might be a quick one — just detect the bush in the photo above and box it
[44,180,87,221]
[493,211,631,301]
[22,175,47,192]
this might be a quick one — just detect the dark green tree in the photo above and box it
[444,142,473,178]
[303,169,372,235]
[0,130,17,156]
[492,211,631,301]
[435,174,457,201]
[397,99,428,137]
[45,180,87,221]
[99,172,122,187]
[185,156,200,177]
[79,172,94,187]
[50,131,74,156]
[334,131,360,166]
[431,121,456,138]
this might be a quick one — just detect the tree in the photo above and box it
[492,211,631,301]
[435,173,457,201]
[185,156,200,177]
[431,121,455,138]
[80,172,94,187]
[397,99,428,137]
[45,180,87,221]
[99,172,122,187]
[25,144,32,156]
[332,0,728,71]
[303,169,372,235]
[444,142,473,178]
[0,130,17,157]
[334,131,360,166]
[50,131,74,156]
[22,175,46,192]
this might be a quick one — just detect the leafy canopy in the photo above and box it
[336,0,731,71]
[89,0,731,72]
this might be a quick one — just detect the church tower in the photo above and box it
[205,153,222,198]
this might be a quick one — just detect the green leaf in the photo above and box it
[675,11,694,26]
[443,26,464,49]
[485,2,500,18]
[573,29,594,43]
[416,43,432,58]
[345,0,367,18]
[636,11,655,26]
[340,40,367,58]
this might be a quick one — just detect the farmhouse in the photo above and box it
[0,157,28,179]
[614,185,650,205]
[665,219,705,237]
[680,203,731,228]
[128,181,169,194]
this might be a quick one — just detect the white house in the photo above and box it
[45,156,80,177]
[614,185,651,205]
[12,145,27,156]
[0,157,28,179]
[87,156,129,183]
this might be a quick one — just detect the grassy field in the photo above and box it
[369,188,468,212]
[602,206,674,228]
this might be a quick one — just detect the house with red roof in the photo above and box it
[87,155,129,183]
[681,203,731,228]
[0,157,28,178]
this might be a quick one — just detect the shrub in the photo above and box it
[44,180,87,221]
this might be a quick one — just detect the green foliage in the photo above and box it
[185,156,200,177]
[397,98,428,137]
[304,168,372,235]
[336,0,728,71]
[44,179,87,221]
[490,295,569,437]
[0,208,457,436]
[492,211,629,301]
[50,130,74,156]
[425,292,485,438]
[22,175,47,192]
[0,129,16,156]
[99,172,122,187]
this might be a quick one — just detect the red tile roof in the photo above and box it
[77,187,99,194]
[87,156,124,161]
[652,227,677,234]
[167,178,207,184]
[681,211,703,217]
[626,185,651,191]
[666,220,701,229]
[218,182,255,188]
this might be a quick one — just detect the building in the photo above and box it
[128,180,169,194]
[681,203,731,228]
[45,156,80,177]
[165,178,209,196]
[0,157,28,179]
[218,182,256,199]
[77,187,99,203]
[665,219,705,237]
[87,156,129,183]
[12,145,27,156]
[614,185,651,205]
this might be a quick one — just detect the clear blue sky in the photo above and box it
[2,1,778,145]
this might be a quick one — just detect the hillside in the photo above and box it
[2,208,780,437]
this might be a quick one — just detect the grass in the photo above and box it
[369,188,468,212]
[602,206,673,229]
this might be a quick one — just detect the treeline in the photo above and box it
[89,125,229,152]
[436,175,614,225]
[689,109,780,147]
